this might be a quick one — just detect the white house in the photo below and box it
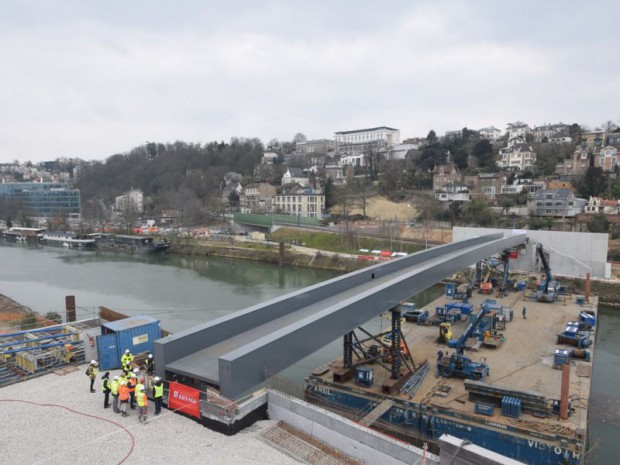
[479,126,502,141]
[281,168,310,187]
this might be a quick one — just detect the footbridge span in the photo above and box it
[154,233,526,399]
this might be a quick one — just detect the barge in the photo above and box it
[304,289,596,465]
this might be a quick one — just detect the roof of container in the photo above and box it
[102,315,159,332]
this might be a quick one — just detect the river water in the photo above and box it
[0,242,617,463]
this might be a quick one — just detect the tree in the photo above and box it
[601,120,618,133]
[293,133,307,144]
[323,178,336,209]
[579,166,607,198]
[472,140,495,170]
[415,130,445,172]
[587,215,609,233]
[44,311,63,324]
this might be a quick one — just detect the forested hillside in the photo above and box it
[77,138,264,223]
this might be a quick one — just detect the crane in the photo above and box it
[536,243,559,303]
[437,306,491,380]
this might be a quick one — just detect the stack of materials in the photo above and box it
[465,380,549,418]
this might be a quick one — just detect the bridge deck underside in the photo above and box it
[165,234,526,397]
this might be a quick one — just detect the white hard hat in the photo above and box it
[154,376,160,382]
[113,375,119,380]
[125,349,130,354]
[131,373,137,378]
[90,360,96,364]
[133,368,139,373]
[148,354,153,359]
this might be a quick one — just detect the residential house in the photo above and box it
[581,130,606,149]
[533,123,569,143]
[388,144,416,160]
[334,126,400,156]
[530,189,586,217]
[325,164,351,185]
[432,162,462,191]
[239,183,277,214]
[281,167,310,187]
[464,175,480,197]
[435,181,470,202]
[479,126,502,141]
[607,129,620,147]
[478,173,504,199]
[506,122,530,141]
[502,179,545,195]
[555,147,590,178]
[262,151,278,164]
[339,153,366,167]
[497,143,536,171]
[596,146,618,174]
[585,196,619,214]
[275,184,325,218]
[548,132,572,144]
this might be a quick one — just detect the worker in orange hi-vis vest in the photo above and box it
[118,380,130,417]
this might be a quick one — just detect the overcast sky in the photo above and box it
[1,0,619,163]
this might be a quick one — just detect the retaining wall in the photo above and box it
[267,389,438,465]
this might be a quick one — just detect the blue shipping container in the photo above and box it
[97,315,161,370]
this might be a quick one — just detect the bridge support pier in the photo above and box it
[390,308,402,379]
[343,331,353,368]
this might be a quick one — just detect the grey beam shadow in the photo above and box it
[218,234,525,398]
[154,233,506,377]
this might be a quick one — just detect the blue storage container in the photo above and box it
[355,366,374,387]
[96,315,161,370]
[474,402,495,416]
[501,396,522,418]
[445,283,455,298]
[553,349,570,367]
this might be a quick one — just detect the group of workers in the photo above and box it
[87,349,164,424]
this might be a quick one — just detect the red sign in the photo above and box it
[168,382,201,418]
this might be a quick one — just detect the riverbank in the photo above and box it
[168,239,366,273]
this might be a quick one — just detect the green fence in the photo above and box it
[234,213,321,228]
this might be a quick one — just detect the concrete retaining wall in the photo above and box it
[267,389,439,465]
[453,227,609,278]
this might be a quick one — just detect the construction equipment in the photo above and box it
[535,243,559,303]
[447,305,492,352]
[556,322,592,348]
[437,352,489,381]
[438,322,452,343]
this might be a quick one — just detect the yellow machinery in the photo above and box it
[439,322,452,343]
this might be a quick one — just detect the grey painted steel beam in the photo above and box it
[218,234,525,398]
[155,233,508,379]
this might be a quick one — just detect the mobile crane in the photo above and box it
[535,243,559,303]
[437,306,491,380]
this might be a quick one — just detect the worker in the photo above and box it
[153,376,164,415]
[121,349,134,368]
[136,385,149,424]
[118,380,129,417]
[101,372,111,408]
[484,330,491,342]
[110,375,120,414]
[437,350,444,363]
[522,306,527,319]
[122,360,132,377]
[136,377,145,398]
[128,373,137,410]
[86,360,98,393]
[144,353,154,375]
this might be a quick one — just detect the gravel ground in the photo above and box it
[0,366,299,465]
